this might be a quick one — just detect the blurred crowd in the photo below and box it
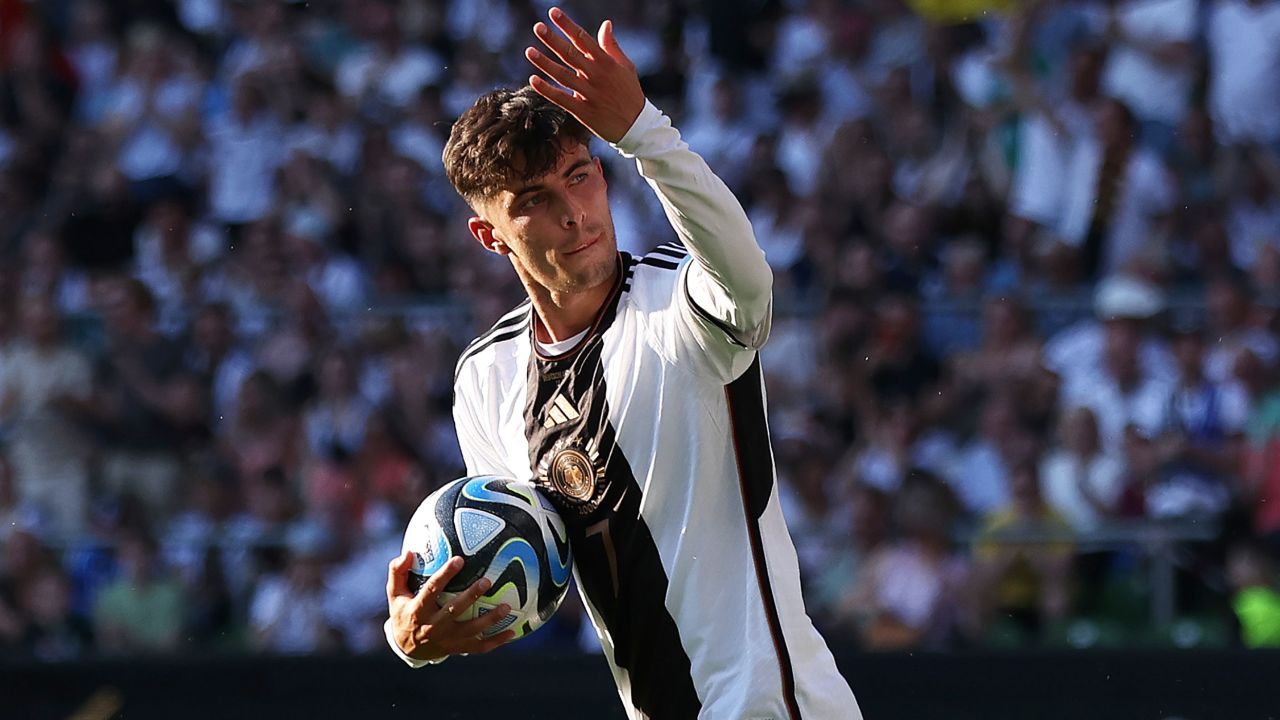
[2,0,1280,662]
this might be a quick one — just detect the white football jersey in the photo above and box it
[395,101,860,720]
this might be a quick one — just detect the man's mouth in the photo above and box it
[566,234,601,255]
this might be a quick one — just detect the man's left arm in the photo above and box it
[525,7,771,357]
[611,102,772,351]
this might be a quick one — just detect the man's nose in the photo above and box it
[560,196,586,228]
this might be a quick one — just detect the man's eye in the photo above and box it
[523,195,543,208]
[571,172,589,184]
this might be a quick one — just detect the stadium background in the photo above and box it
[1,0,1279,716]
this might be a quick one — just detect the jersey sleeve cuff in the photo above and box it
[385,618,443,668]
[611,99,666,157]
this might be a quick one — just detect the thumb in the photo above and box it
[598,20,628,65]
[386,550,415,601]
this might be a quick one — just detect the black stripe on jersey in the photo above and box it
[621,252,638,294]
[524,319,700,718]
[637,256,681,271]
[649,245,687,261]
[457,302,530,357]
[463,302,531,351]
[725,357,802,720]
[454,312,531,383]
[682,272,750,349]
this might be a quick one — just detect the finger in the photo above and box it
[597,20,630,67]
[456,602,512,637]
[386,551,414,603]
[428,575,494,625]
[525,47,587,95]
[529,74,582,112]
[534,21,588,71]
[548,6,602,58]
[410,556,464,613]
[475,629,518,654]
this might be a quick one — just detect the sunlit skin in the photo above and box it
[466,141,620,343]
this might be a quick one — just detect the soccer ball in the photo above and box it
[403,475,572,640]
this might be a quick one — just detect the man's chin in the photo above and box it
[558,253,619,293]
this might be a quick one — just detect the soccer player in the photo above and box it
[385,7,861,718]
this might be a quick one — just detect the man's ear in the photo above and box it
[467,216,510,255]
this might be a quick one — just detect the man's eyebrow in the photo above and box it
[509,158,594,201]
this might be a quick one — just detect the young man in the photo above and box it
[385,8,860,718]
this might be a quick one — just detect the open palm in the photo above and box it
[524,6,646,144]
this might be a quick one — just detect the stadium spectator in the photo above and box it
[205,73,287,227]
[951,390,1032,516]
[1167,108,1232,213]
[838,473,969,649]
[185,301,254,426]
[221,465,301,603]
[1099,0,1196,148]
[744,167,806,278]
[75,277,190,524]
[17,229,91,315]
[859,293,942,409]
[1045,275,1176,430]
[0,293,94,539]
[220,370,301,484]
[101,24,203,190]
[1142,317,1246,519]
[1203,272,1278,384]
[1040,406,1125,530]
[1059,98,1176,276]
[16,564,92,661]
[301,348,372,462]
[334,0,445,114]
[1226,157,1280,278]
[852,398,957,496]
[808,483,890,626]
[778,435,847,586]
[249,522,341,654]
[1059,304,1174,458]
[65,0,120,126]
[972,458,1074,641]
[680,76,757,193]
[288,84,363,178]
[1227,541,1280,647]
[0,519,58,658]
[132,190,226,330]
[1007,36,1101,240]
[951,295,1042,392]
[1205,0,1280,147]
[92,527,184,654]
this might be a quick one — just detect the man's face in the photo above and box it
[471,142,618,297]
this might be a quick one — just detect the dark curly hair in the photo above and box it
[443,86,592,206]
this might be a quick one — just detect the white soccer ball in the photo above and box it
[403,475,573,639]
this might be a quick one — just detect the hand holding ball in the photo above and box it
[402,475,573,641]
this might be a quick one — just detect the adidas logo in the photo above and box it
[543,393,581,428]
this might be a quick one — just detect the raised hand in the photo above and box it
[386,551,515,661]
[525,6,645,143]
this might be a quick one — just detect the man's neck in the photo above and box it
[524,261,619,344]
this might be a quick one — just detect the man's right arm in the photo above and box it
[384,373,515,666]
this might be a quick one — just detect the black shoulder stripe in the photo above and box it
[454,317,530,381]
[649,245,687,260]
[461,302,531,354]
[637,257,681,271]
